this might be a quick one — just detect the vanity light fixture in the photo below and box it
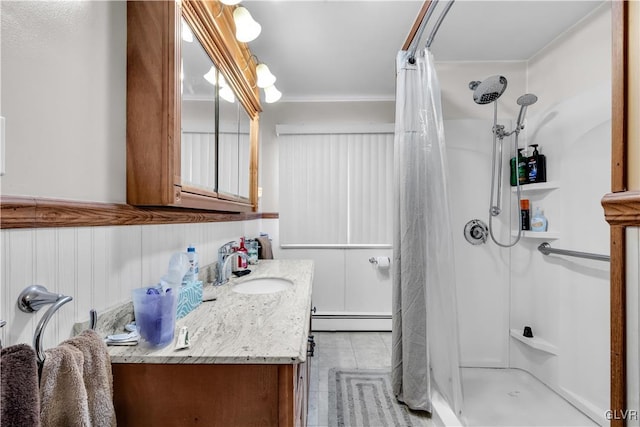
[203,66,217,86]
[204,67,236,103]
[256,63,276,88]
[264,84,282,104]
[233,7,261,43]
[181,19,194,43]
[219,86,236,103]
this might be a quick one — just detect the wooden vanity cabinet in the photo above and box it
[112,361,309,427]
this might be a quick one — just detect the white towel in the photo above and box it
[40,330,116,427]
[40,344,90,426]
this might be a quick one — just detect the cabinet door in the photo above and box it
[295,361,309,427]
[181,21,217,192]
[127,1,259,212]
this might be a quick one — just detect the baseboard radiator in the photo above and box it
[312,312,392,331]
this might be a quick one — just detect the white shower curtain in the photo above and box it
[391,47,464,418]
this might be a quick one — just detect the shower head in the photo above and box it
[472,75,508,104]
[516,93,538,128]
[517,93,538,107]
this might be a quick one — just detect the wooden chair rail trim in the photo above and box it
[0,196,278,229]
[602,191,640,226]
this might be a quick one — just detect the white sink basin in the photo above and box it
[232,278,293,294]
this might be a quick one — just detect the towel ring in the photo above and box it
[18,285,74,364]
[17,285,97,367]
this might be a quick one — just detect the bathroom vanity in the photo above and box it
[105,260,314,427]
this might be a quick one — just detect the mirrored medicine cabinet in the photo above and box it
[127,1,259,212]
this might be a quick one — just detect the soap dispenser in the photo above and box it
[237,237,248,269]
[530,207,548,232]
[527,144,547,183]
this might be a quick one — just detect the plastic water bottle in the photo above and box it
[184,245,199,282]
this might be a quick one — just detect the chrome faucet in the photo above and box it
[215,241,249,286]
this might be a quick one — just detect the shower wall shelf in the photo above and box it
[511,230,560,240]
[511,181,560,194]
[509,329,559,355]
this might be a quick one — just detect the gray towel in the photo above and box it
[40,330,116,427]
[256,236,273,259]
[1,343,41,427]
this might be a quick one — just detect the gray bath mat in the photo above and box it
[328,368,431,427]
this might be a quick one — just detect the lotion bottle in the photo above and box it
[184,245,199,282]
[530,208,548,232]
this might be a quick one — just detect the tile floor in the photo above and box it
[306,331,396,427]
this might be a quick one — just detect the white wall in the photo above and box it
[509,4,611,424]
[1,1,126,202]
[437,61,527,120]
[445,119,512,368]
[435,60,527,367]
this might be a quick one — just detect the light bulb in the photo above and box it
[264,84,282,103]
[220,86,236,103]
[233,7,261,42]
[220,0,242,4]
[256,63,276,88]
[203,66,217,86]
[181,20,193,43]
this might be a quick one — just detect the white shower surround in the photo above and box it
[438,3,612,425]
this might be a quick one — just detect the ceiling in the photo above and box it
[240,0,605,102]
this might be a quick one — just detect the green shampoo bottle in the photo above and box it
[511,148,527,186]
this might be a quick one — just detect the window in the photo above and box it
[278,126,394,246]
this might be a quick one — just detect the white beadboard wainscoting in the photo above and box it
[0,219,270,350]
[279,246,393,331]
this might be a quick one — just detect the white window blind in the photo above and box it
[218,131,250,198]
[279,128,393,246]
[181,132,216,190]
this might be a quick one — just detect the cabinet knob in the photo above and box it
[311,306,317,314]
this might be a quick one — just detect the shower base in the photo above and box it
[459,367,598,426]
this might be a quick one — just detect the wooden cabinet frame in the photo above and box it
[603,2,640,425]
[127,0,261,212]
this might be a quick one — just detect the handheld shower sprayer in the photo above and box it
[515,94,538,130]
[469,76,538,248]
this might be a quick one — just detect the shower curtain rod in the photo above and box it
[403,0,455,62]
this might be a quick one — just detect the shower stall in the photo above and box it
[396,1,612,426]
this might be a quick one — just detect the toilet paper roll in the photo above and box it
[375,256,390,268]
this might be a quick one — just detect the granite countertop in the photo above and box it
[93,259,314,365]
